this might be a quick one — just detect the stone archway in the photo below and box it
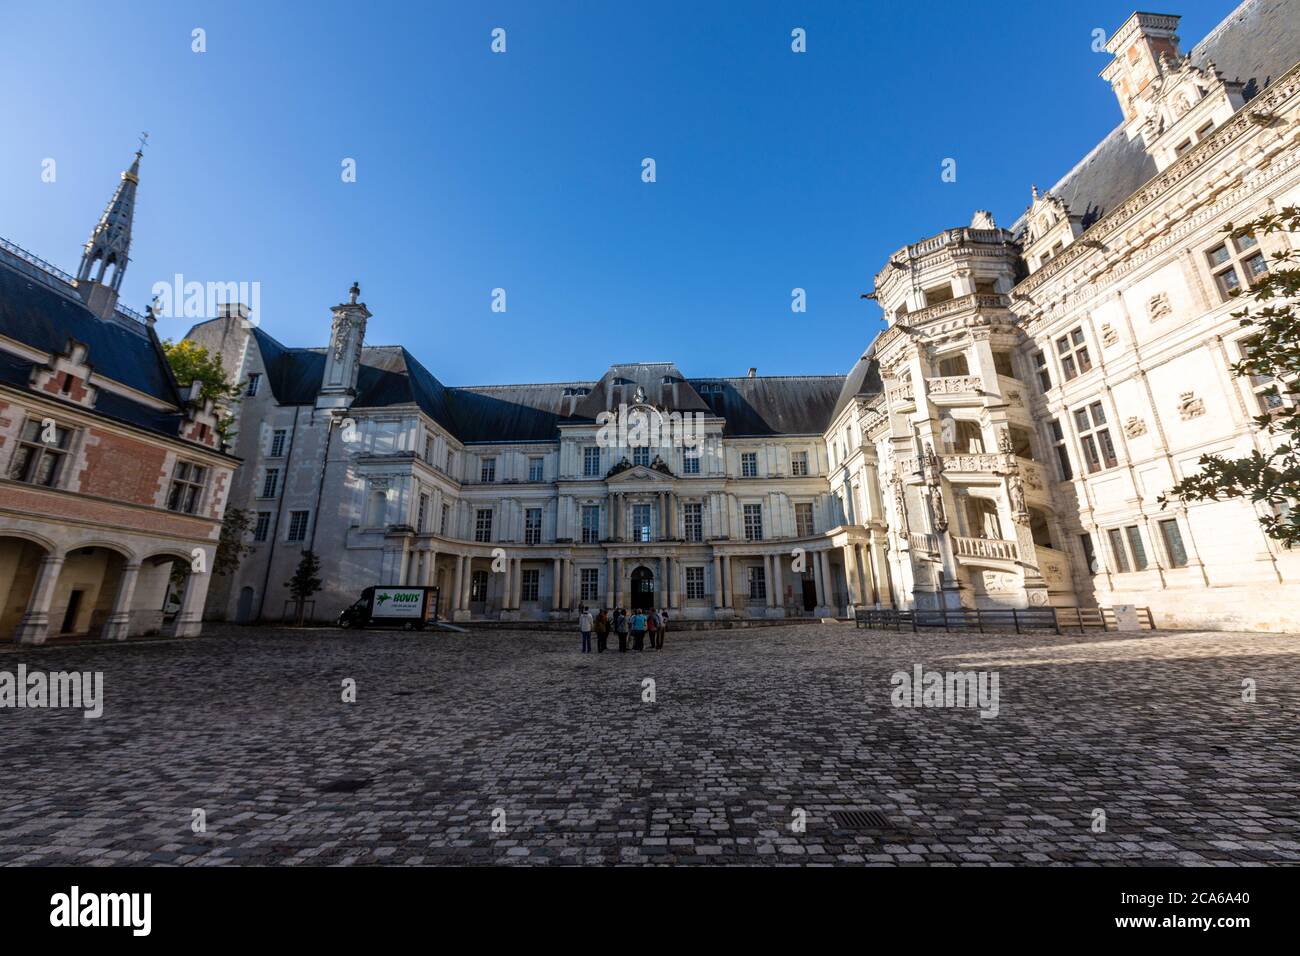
[630,565,655,610]
[1,535,52,640]
[48,545,132,639]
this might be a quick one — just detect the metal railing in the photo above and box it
[855,606,1060,634]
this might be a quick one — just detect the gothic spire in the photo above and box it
[75,145,143,319]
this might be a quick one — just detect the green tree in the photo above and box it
[213,507,255,577]
[1159,207,1300,546]
[159,338,242,439]
[285,550,323,626]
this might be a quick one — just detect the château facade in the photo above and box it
[192,0,1300,632]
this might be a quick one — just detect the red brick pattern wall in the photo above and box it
[78,429,169,505]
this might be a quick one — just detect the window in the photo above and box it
[261,468,280,498]
[1106,528,1130,573]
[993,351,1016,379]
[440,502,449,535]
[686,566,705,600]
[632,504,652,542]
[445,448,454,474]
[1032,351,1051,392]
[741,452,757,478]
[253,512,271,543]
[1124,525,1149,571]
[479,458,496,483]
[937,352,969,376]
[1080,533,1099,574]
[167,461,208,514]
[747,565,766,600]
[1073,401,1117,473]
[471,570,489,602]
[683,448,700,475]
[423,435,434,464]
[417,493,429,532]
[1048,419,1073,480]
[474,508,493,543]
[1207,234,1268,302]
[632,445,650,467]
[1239,336,1291,414]
[286,510,309,543]
[528,457,544,482]
[1056,327,1092,381]
[269,428,288,458]
[791,451,808,476]
[743,503,763,541]
[683,502,702,542]
[581,505,600,544]
[521,569,539,602]
[583,446,601,477]
[795,502,814,537]
[246,372,261,397]
[9,419,72,487]
[1159,519,1189,568]
[525,508,542,544]
[580,568,599,601]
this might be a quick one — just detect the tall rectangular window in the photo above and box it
[747,565,766,600]
[791,451,808,476]
[525,507,542,544]
[1056,327,1092,381]
[286,510,309,543]
[1159,519,1189,568]
[1124,526,1149,571]
[1080,532,1098,574]
[1106,528,1130,573]
[417,492,429,531]
[167,461,208,514]
[440,502,450,535]
[580,568,599,601]
[741,452,758,477]
[1033,350,1051,392]
[1073,401,1117,473]
[632,504,652,542]
[581,505,600,544]
[261,468,280,498]
[683,448,700,475]
[245,372,261,397]
[270,428,288,458]
[521,569,539,601]
[743,503,763,541]
[683,502,703,542]
[583,446,601,477]
[474,508,493,543]
[10,420,72,487]
[1048,419,1073,480]
[480,458,496,483]
[632,446,650,467]
[528,457,544,482]
[685,566,705,600]
[253,512,271,543]
[1238,336,1290,415]
[795,502,814,537]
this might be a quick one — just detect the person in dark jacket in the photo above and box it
[614,608,628,652]
[655,608,668,649]
[594,609,609,653]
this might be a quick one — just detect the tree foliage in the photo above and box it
[159,338,241,439]
[213,507,255,577]
[1159,207,1300,546]
[285,551,323,626]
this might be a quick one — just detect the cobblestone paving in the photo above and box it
[2,623,1299,866]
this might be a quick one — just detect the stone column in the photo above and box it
[819,550,834,611]
[723,555,734,608]
[657,556,665,608]
[606,555,616,608]
[452,555,465,610]
[461,556,475,609]
[552,557,561,610]
[425,550,438,588]
[812,550,826,607]
[842,545,861,605]
[871,534,894,607]
[172,564,210,637]
[772,552,784,612]
[513,557,523,608]
[765,554,776,607]
[617,558,628,608]
[101,562,141,641]
[713,554,724,609]
[561,558,572,610]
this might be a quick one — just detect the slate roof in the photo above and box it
[248,326,860,442]
[0,249,212,445]
[1014,0,1300,237]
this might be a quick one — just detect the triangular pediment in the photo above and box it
[606,461,675,483]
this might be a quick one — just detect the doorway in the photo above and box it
[61,589,84,634]
[236,587,256,624]
[802,576,817,612]
[630,566,655,610]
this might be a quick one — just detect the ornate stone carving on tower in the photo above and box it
[75,145,143,320]
[317,281,371,410]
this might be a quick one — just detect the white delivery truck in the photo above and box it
[338,586,439,630]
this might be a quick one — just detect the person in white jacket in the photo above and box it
[578,607,593,653]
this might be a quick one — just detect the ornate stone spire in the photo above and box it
[75,142,144,319]
[317,281,372,410]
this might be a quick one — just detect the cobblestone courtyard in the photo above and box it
[2,623,1298,866]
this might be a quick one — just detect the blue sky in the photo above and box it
[1,0,1232,385]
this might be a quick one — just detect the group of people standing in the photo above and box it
[576,606,668,653]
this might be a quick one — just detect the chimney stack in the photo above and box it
[747,367,757,378]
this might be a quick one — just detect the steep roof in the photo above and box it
[247,334,850,442]
[1015,0,1300,237]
